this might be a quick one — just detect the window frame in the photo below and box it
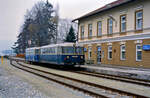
[135,10,143,30]
[88,46,92,60]
[120,45,126,60]
[97,21,102,37]
[80,26,84,39]
[88,24,92,38]
[136,44,142,61]
[108,46,112,60]
[120,15,126,33]
[107,19,113,34]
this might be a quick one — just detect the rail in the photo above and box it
[10,59,148,98]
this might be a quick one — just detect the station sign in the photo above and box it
[143,45,150,51]
[84,48,87,52]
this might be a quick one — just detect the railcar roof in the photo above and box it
[40,43,75,49]
[26,47,40,50]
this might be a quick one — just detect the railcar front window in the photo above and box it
[76,47,84,54]
[62,47,74,54]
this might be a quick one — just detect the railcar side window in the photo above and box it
[43,49,45,54]
[35,49,39,55]
[51,48,55,53]
[49,48,52,53]
[41,48,46,54]
[48,48,50,53]
[41,49,43,54]
[54,47,57,54]
[57,47,62,54]
[26,50,28,55]
[31,49,33,55]
[42,47,57,54]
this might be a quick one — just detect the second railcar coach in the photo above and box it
[25,47,40,63]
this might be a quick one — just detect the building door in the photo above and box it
[97,46,101,64]
[88,47,92,60]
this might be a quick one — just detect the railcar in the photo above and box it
[39,43,84,66]
[25,43,85,66]
[25,47,40,62]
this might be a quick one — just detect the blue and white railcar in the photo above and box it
[25,47,40,62]
[39,43,84,66]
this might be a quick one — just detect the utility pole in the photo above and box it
[72,21,78,42]
[55,2,59,44]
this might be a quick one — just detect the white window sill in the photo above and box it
[135,28,143,31]
[120,31,126,33]
[120,59,126,61]
[136,60,142,62]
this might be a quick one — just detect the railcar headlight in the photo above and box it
[81,56,83,59]
[67,56,69,59]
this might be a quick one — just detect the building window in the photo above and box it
[88,24,92,38]
[108,46,112,60]
[108,19,113,34]
[120,45,126,60]
[80,26,84,39]
[120,15,126,32]
[135,10,143,30]
[97,21,102,36]
[88,46,92,60]
[136,45,142,61]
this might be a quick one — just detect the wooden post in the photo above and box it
[1,56,3,64]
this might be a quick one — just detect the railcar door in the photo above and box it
[57,46,62,65]
[35,49,39,62]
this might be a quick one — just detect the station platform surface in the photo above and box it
[9,57,25,61]
[81,64,150,81]
[10,57,150,81]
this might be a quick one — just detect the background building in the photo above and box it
[1,50,16,56]
[74,0,150,68]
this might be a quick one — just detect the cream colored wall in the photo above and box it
[143,1,150,29]
[78,0,150,42]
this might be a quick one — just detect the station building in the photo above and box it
[74,0,150,68]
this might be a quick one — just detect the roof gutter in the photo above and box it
[72,0,135,22]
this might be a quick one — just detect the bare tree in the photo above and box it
[13,0,58,54]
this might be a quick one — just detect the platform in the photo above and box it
[10,57,150,81]
[82,64,150,81]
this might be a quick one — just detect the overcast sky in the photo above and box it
[0,0,115,53]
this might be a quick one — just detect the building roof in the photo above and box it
[73,0,135,21]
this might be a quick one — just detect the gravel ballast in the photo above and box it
[0,59,93,98]
[0,66,49,98]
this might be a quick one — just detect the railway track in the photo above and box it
[71,70,150,87]
[10,60,148,98]
[11,57,150,86]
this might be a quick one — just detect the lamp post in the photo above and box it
[28,40,31,47]
[72,21,78,42]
